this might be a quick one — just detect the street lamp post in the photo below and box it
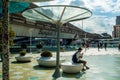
[29,28,33,54]
[85,33,87,51]
[81,20,87,51]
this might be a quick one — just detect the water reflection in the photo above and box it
[85,55,120,80]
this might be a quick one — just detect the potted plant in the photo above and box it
[37,50,65,67]
[40,50,52,57]
[15,47,32,62]
[19,51,27,56]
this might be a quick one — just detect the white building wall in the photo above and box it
[10,23,75,39]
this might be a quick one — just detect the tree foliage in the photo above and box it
[0,23,16,48]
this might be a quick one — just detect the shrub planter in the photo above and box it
[37,57,65,67]
[37,50,65,67]
[15,51,32,62]
[15,56,32,62]
[61,62,83,73]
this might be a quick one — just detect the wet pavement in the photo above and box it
[0,48,120,80]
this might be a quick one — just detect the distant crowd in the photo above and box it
[81,41,120,51]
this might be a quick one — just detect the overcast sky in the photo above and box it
[34,0,120,35]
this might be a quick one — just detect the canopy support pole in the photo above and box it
[52,22,62,79]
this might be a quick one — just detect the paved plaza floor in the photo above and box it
[0,48,120,80]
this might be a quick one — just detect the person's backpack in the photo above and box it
[72,52,77,63]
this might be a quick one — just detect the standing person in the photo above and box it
[97,42,100,51]
[118,43,120,51]
[104,41,107,51]
[86,42,90,49]
[99,42,103,49]
[72,47,89,71]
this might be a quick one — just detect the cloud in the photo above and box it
[69,0,84,6]
[69,0,118,35]
[33,0,119,36]
[82,0,120,16]
[71,15,115,35]
[34,0,71,6]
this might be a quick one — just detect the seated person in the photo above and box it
[72,47,89,71]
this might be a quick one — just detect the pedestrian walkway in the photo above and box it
[0,48,120,80]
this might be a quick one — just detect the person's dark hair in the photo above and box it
[78,47,82,50]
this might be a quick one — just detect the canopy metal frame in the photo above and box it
[22,5,92,78]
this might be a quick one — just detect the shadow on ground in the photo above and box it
[33,65,55,70]
[62,71,86,79]
[11,61,31,64]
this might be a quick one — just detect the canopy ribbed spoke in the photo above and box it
[22,5,92,24]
